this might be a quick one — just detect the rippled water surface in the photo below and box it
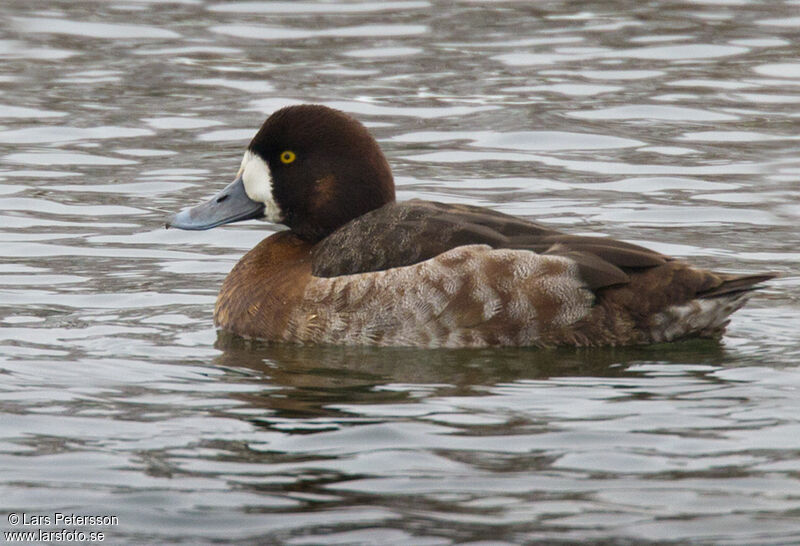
[2,1,800,544]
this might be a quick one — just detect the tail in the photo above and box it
[697,272,778,299]
[649,272,776,342]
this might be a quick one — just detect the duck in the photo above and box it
[167,104,775,348]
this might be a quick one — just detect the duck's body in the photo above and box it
[216,229,593,347]
[168,104,774,348]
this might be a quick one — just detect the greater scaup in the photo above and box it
[167,104,775,347]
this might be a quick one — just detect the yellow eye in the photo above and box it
[280,150,296,164]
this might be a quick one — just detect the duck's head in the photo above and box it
[167,104,395,241]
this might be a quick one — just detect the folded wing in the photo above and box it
[311,199,669,291]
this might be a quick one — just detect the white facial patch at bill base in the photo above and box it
[240,150,283,223]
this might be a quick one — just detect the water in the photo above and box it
[1,1,799,543]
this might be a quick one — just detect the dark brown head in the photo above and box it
[248,105,395,240]
[167,104,396,241]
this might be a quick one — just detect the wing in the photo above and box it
[310,199,669,291]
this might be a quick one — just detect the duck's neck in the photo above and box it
[288,188,396,243]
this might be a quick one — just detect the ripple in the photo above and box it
[0,126,152,144]
[4,152,136,166]
[2,197,143,216]
[50,181,191,194]
[59,70,124,84]
[735,92,800,104]
[574,69,665,80]
[343,47,423,58]
[680,130,794,142]
[568,104,739,122]
[208,1,430,13]
[405,148,764,175]
[757,16,800,27]
[508,83,623,96]
[115,148,176,157]
[186,78,275,93]
[592,204,780,226]
[212,23,427,40]
[753,63,800,78]
[475,131,643,151]
[620,44,748,60]
[394,130,643,151]
[668,78,755,89]
[731,37,791,47]
[0,104,66,119]
[591,177,740,193]
[640,146,697,156]
[0,39,76,60]
[324,101,496,118]
[0,274,88,286]
[143,117,224,130]
[196,129,255,142]
[13,17,181,39]
[629,34,694,43]
[494,51,602,67]
[134,45,242,56]
[246,97,304,113]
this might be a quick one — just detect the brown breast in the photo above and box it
[214,231,313,341]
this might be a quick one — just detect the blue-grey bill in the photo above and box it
[166,176,265,230]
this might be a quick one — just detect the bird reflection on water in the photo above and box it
[214,331,730,417]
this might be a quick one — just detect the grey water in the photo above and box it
[1,1,799,544]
